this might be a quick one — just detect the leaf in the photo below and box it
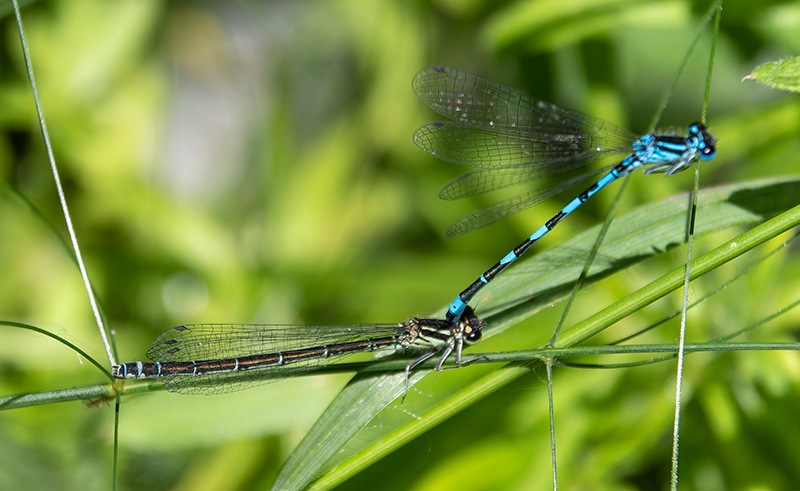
[743,57,800,94]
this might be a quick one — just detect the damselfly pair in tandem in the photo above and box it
[114,66,715,393]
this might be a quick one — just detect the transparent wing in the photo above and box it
[412,66,635,168]
[143,322,417,395]
[413,122,617,169]
[444,174,585,237]
[147,322,406,361]
[439,165,608,200]
[413,66,638,233]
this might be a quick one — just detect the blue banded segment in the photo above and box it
[412,66,716,323]
[112,307,483,395]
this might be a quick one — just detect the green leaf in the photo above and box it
[744,57,800,94]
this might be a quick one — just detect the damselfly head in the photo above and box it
[460,306,484,344]
[689,122,717,161]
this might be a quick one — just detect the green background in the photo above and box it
[1,0,799,489]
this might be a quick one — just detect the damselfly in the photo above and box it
[113,307,483,394]
[413,66,716,323]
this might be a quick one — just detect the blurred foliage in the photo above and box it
[1,0,799,490]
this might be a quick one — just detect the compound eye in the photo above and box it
[465,327,482,343]
[700,144,716,161]
[689,122,706,134]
